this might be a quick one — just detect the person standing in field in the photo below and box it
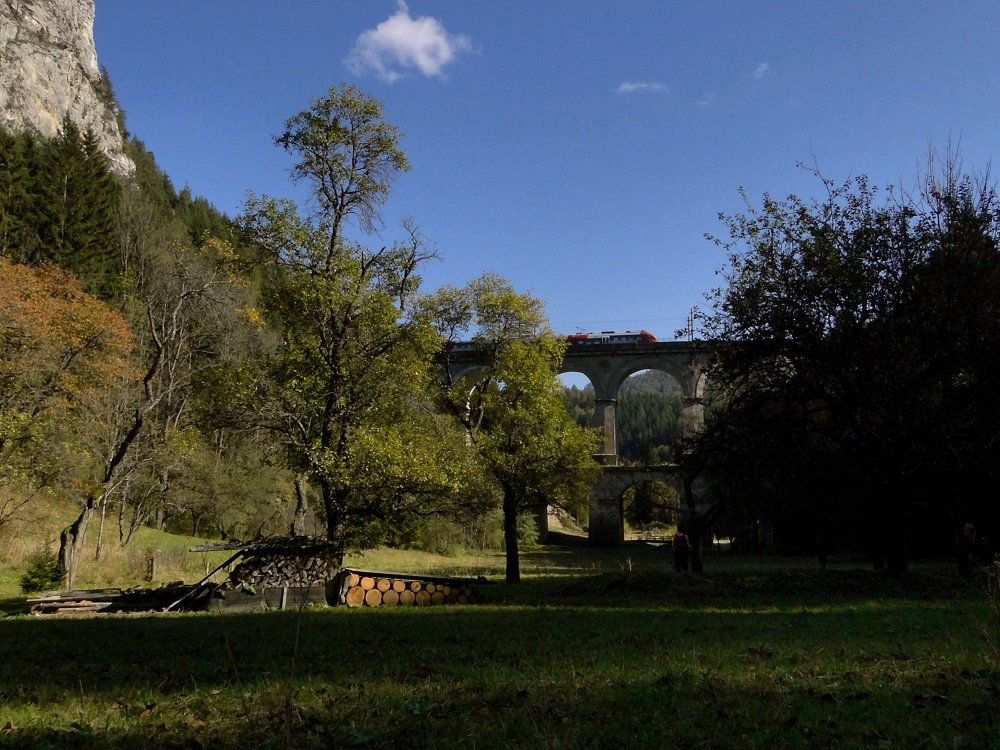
[672,526,690,572]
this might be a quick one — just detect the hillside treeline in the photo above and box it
[0,120,295,564]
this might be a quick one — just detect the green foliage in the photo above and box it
[92,64,128,139]
[0,128,39,260]
[275,83,409,238]
[563,371,682,464]
[561,383,594,426]
[0,113,261,557]
[390,506,506,556]
[239,84,470,558]
[516,511,541,551]
[18,546,61,594]
[623,480,679,529]
[426,273,601,582]
[123,138,233,248]
[985,559,1000,670]
[124,137,177,213]
[0,122,123,299]
[618,371,682,463]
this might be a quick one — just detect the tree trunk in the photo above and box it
[689,525,705,573]
[95,494,108,560]
[58,495,96,588]
[503,484,521,584]
[683,475,705,572]
[871,499,908,576]
[290,474,310,536]
[885,503,908,578]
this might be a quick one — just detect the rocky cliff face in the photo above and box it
[0,0,132,175]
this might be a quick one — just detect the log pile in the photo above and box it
[205,536,340,590]
[333,569,483,607]
[226,552,338,590]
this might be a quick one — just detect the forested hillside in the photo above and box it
[0,115,298,583]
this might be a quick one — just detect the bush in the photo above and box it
[19,547,62,594]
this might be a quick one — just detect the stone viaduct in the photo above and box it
[448,340,713,545]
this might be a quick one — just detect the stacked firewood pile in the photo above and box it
[203,536,340,590]
[332,569,483,607]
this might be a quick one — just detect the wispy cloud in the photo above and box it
[345,1,472,83]
[751,62,770,80]
[696,93,715,108]
[617,81,669,94]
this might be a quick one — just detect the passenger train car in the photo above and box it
[565,330,658,345]
[446,330,659,352]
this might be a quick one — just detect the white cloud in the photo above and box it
[752,62,770,80]
[346,1,473,83]
[617,81,669,94]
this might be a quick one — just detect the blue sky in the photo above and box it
[94,1,999,341]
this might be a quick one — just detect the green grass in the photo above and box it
[0,542,997,749]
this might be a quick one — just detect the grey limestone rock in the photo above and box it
[0,0,132,175]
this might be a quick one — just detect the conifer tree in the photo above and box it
[0,129,39,261]
[35,117,122,299]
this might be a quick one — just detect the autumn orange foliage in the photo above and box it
[0,257,135,411]
[1,258,137,526]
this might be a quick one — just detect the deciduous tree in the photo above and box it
[238,84,472,566]
[691,159,1000,574]
[427,274,600,582]
[0,258,134,531]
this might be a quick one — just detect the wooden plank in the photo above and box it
[165,550,244,611]
[27,588,123,603]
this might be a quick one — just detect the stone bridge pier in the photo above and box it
[562,342,709,465]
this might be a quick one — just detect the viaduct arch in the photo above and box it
[448,341,713,545]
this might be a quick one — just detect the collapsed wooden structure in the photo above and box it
[26,582,210,615]
[26,536,487,615]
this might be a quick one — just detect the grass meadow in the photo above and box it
[0,533,998,749]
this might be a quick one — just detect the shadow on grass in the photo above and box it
[2,668,997,750]
[0,590,995,748]
[0,567,984,685]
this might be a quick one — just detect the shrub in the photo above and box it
[19,547,62,594]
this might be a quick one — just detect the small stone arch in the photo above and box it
[589,466,685,544]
